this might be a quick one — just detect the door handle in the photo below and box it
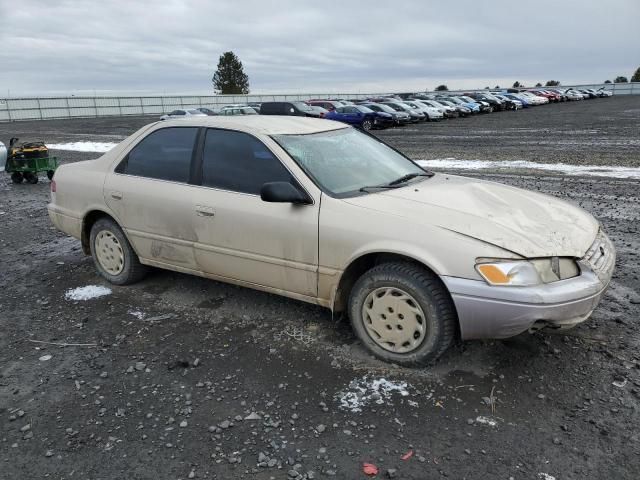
[110,191,123,200]
[195,205,215,217]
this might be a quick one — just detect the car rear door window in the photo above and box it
[202,129,293,195]
[118,127,198,183]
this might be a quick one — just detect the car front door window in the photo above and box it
[201,129,293,194]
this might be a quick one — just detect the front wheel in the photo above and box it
[11,172,24,184]
[361,119,373,131]
[348,262,457,366]
[90,217,148,285]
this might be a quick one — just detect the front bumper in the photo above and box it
[441,232,615,340]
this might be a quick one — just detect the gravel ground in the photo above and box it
[1,98,640,479]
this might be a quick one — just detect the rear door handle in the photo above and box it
[195,205,215,217]
[110,191,123,200]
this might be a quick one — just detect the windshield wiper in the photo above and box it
[387,172,431,186]
[359,184,404,192]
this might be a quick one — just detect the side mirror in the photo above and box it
[260,182,312,205]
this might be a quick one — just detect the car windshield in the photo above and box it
[383,103,404,112]
[187,109,203,115]
[460,96,475,103]
[272,128,429,197]
[370,103,396,113]
[292,102,314,112]
[356,105,374,113]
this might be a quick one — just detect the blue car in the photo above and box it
[438,96,480,114]
[502,93,531,108]
[450,96,482,113]
[324,105,391,130]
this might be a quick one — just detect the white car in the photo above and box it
[160,109,207,121]
[403,101,444,121]
[564,90,585,101]
[519,92,548,105]
[417,99,457,117]
[596,88,613,98]
[221,104,251,110]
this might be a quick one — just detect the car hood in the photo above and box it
[344,174,598,258]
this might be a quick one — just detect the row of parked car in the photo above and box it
[159,86,613,131]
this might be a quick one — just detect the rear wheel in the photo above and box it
[11,172,23,184]
[24,172,38,184]
[90,217,148,285]
[47,170,55,180]
[348,262,457,366]
[361,119,373,131]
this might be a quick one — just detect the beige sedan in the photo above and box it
[48,116,615,365]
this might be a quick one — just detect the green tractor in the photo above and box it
[1,138,58,184]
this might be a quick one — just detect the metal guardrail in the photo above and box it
[0,83,637,122]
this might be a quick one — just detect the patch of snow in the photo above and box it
[538,474,556,480]
[39,354,52,361]
[475,416,498,427]
[417,158,640,179]
[48,141,118,153]
[128,309,145,320]
[65,285,112,301]
[336,376,411,413]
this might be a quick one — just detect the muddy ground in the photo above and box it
[1,97,639,480]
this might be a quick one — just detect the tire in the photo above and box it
[24,172,38,184]
[11,172,23,184]
[361,119,373,131]
[90,217,148,285]
[47,170,55,180]
[348,262,457,366]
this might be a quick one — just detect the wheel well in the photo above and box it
[333,252,460,337]
[333,253,430,312]
[81,210,115,254]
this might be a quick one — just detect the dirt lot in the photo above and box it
[1,97,640,480]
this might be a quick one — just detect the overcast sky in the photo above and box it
[0,0,637,96]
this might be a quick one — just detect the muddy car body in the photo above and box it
[48,116,615,365]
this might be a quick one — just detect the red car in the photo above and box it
[307,100,343,112]
[529,90,560,103]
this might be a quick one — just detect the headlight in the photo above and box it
[476,258,580,287]
[476,261,541,286]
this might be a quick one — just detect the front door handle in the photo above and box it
[195,205,215,217]
[110,191,123,200]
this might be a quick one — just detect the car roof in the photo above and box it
[155,115,348,135]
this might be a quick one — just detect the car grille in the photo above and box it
[583,230,615,281]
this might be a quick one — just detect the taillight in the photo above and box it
[51,180,56,192]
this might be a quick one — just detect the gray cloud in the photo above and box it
[0,0,637,95]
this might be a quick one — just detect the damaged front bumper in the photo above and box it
[441,231,616,340]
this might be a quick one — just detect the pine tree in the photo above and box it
[631,67,640,83]
[512,81,521,88]
[545,80,560,87]
[614,76,628,83]
[212,51,250,94]
[435,84,448,91]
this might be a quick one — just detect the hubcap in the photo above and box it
[95,230,124,275]
[362,287,427,353]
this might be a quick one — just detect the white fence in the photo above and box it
[0,83,637,122]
